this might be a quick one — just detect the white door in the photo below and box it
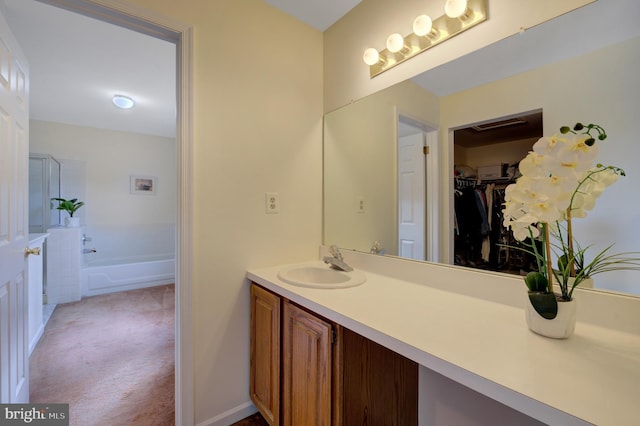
[398,132,425,260]
[0,9,30,403]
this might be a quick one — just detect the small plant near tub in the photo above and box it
[53,197,85,217]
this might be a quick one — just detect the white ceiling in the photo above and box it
[0,0,638,139]
[1,0,177,138]
[264,0,361,31]
[0,0,359,139]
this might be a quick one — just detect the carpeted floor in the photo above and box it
[30,284,175,426]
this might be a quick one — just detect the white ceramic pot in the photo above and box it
[64,217,80,227]
[525,295,576,339]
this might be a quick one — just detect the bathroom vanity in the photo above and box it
[248,249,640,426]
[250,282,418,425]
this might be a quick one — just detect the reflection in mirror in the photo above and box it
[324,80,439,260]
[453,110,542,274]
[323,0,640,296]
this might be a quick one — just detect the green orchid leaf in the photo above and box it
[557,254,569,271]
[528,292,558,320]
[524,271,548,292]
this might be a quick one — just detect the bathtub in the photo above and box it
[81,256,175,297]
[79,223,175,297]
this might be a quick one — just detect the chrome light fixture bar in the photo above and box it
[364,0,488,78]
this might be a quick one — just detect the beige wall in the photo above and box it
[441,36,640,292]
[323,0,593,112]
[456,138,536,171]
[40,0,634,423]
[324,79,438,255]
[116,0,323,423]
[30,120,176,226]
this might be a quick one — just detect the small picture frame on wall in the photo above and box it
[130,175,156,195]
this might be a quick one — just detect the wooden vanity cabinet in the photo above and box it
[282,300,338,426]
[250,283,281,425]
[250,282,418,425]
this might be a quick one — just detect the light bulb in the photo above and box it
[445,0,468,18]
[363,48,380,66]
[386,33,404,53]
[413,15,433,37]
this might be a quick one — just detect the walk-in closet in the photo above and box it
[453,111,543,275]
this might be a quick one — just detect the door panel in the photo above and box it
[398,132,426,260]
[0,9,30,403]
[250,284,280,425]
[282,301,332,426]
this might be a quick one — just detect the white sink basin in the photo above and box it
[277,264,366,289]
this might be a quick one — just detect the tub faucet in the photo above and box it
[323,245,353,272]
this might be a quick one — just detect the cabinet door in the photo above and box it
[341,328,418,425]
[282,301,332,426]
[250,284,281,425]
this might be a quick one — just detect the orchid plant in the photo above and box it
[502,123,640,310]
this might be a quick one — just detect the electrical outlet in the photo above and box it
[356,196,365,213]
[265,192,280,214]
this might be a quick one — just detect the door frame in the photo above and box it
[35,1,194,424]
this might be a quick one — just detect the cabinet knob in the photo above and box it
[25,247,41,256]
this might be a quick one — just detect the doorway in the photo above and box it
[397,113,439,263]
[3,0,193,423]
[397,118,426,260]
[452,110,542,274]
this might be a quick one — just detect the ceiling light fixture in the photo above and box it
[112,94,135,109]
[363,0,487,78]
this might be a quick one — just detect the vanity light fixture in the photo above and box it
[413,15,436,38]
[363,0,487,78]
[112,94,135,109]
[362,48,382,66]
[386,33,406,53]
[444,0,469,19]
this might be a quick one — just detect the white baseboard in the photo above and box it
[28,324,45,356]
[196,401,257,426]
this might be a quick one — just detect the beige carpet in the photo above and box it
[30,284,175,426]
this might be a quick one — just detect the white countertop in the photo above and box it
[28,233,49,244]
[247,257,640,426]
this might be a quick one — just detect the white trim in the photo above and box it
[176,22,195,426]
[35,1,194,424]
[424,129,439,263]
[195,402,257,426]
[445,126,456,265]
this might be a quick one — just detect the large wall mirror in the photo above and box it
[324,0,640,296]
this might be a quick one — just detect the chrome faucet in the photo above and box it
[323,245,353,272]
[370,240,384,255]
